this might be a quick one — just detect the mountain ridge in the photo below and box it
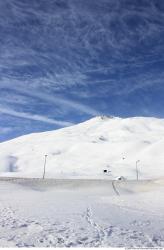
[0,116,164,179]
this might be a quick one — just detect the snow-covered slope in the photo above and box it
[0,116,164,179]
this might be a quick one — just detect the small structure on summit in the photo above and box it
[99,115,114,120]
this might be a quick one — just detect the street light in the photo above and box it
[136,160,140,181]
[43,154,48,179]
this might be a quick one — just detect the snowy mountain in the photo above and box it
[0,116,164,179]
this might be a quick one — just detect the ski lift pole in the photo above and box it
[43,154,48,179]
[136,160,140,181]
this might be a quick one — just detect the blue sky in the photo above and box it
[1,0,164,141]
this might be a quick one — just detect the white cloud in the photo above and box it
[0,106,73,127]
[0,127,12,134]
[0,81,99,116]
[0,0,164,123]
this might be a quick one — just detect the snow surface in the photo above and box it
[0,178,164,247]
[0,116,164,247]
[0,116,164,179]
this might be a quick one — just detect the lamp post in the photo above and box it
[43,154,48,179]
[136,160,140,181]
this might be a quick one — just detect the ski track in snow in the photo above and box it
[84,206,160,248]
[0,179,164,247]
[0,205,161,248]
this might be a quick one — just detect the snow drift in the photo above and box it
[0,116,164,179]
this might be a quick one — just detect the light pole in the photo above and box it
[136,160,140,181]
[43,154,48,179]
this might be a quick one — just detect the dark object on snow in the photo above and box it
[115,176,126,181]
[103,169,107,173]
[99,135,107,141]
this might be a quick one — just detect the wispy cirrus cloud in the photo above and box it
[0,106,73,127]
[0,127,12,135]
[1,0,164,141]
[0,80,99,116]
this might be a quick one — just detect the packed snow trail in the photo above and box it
[112,180,120,195]
[0,178,164,247]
